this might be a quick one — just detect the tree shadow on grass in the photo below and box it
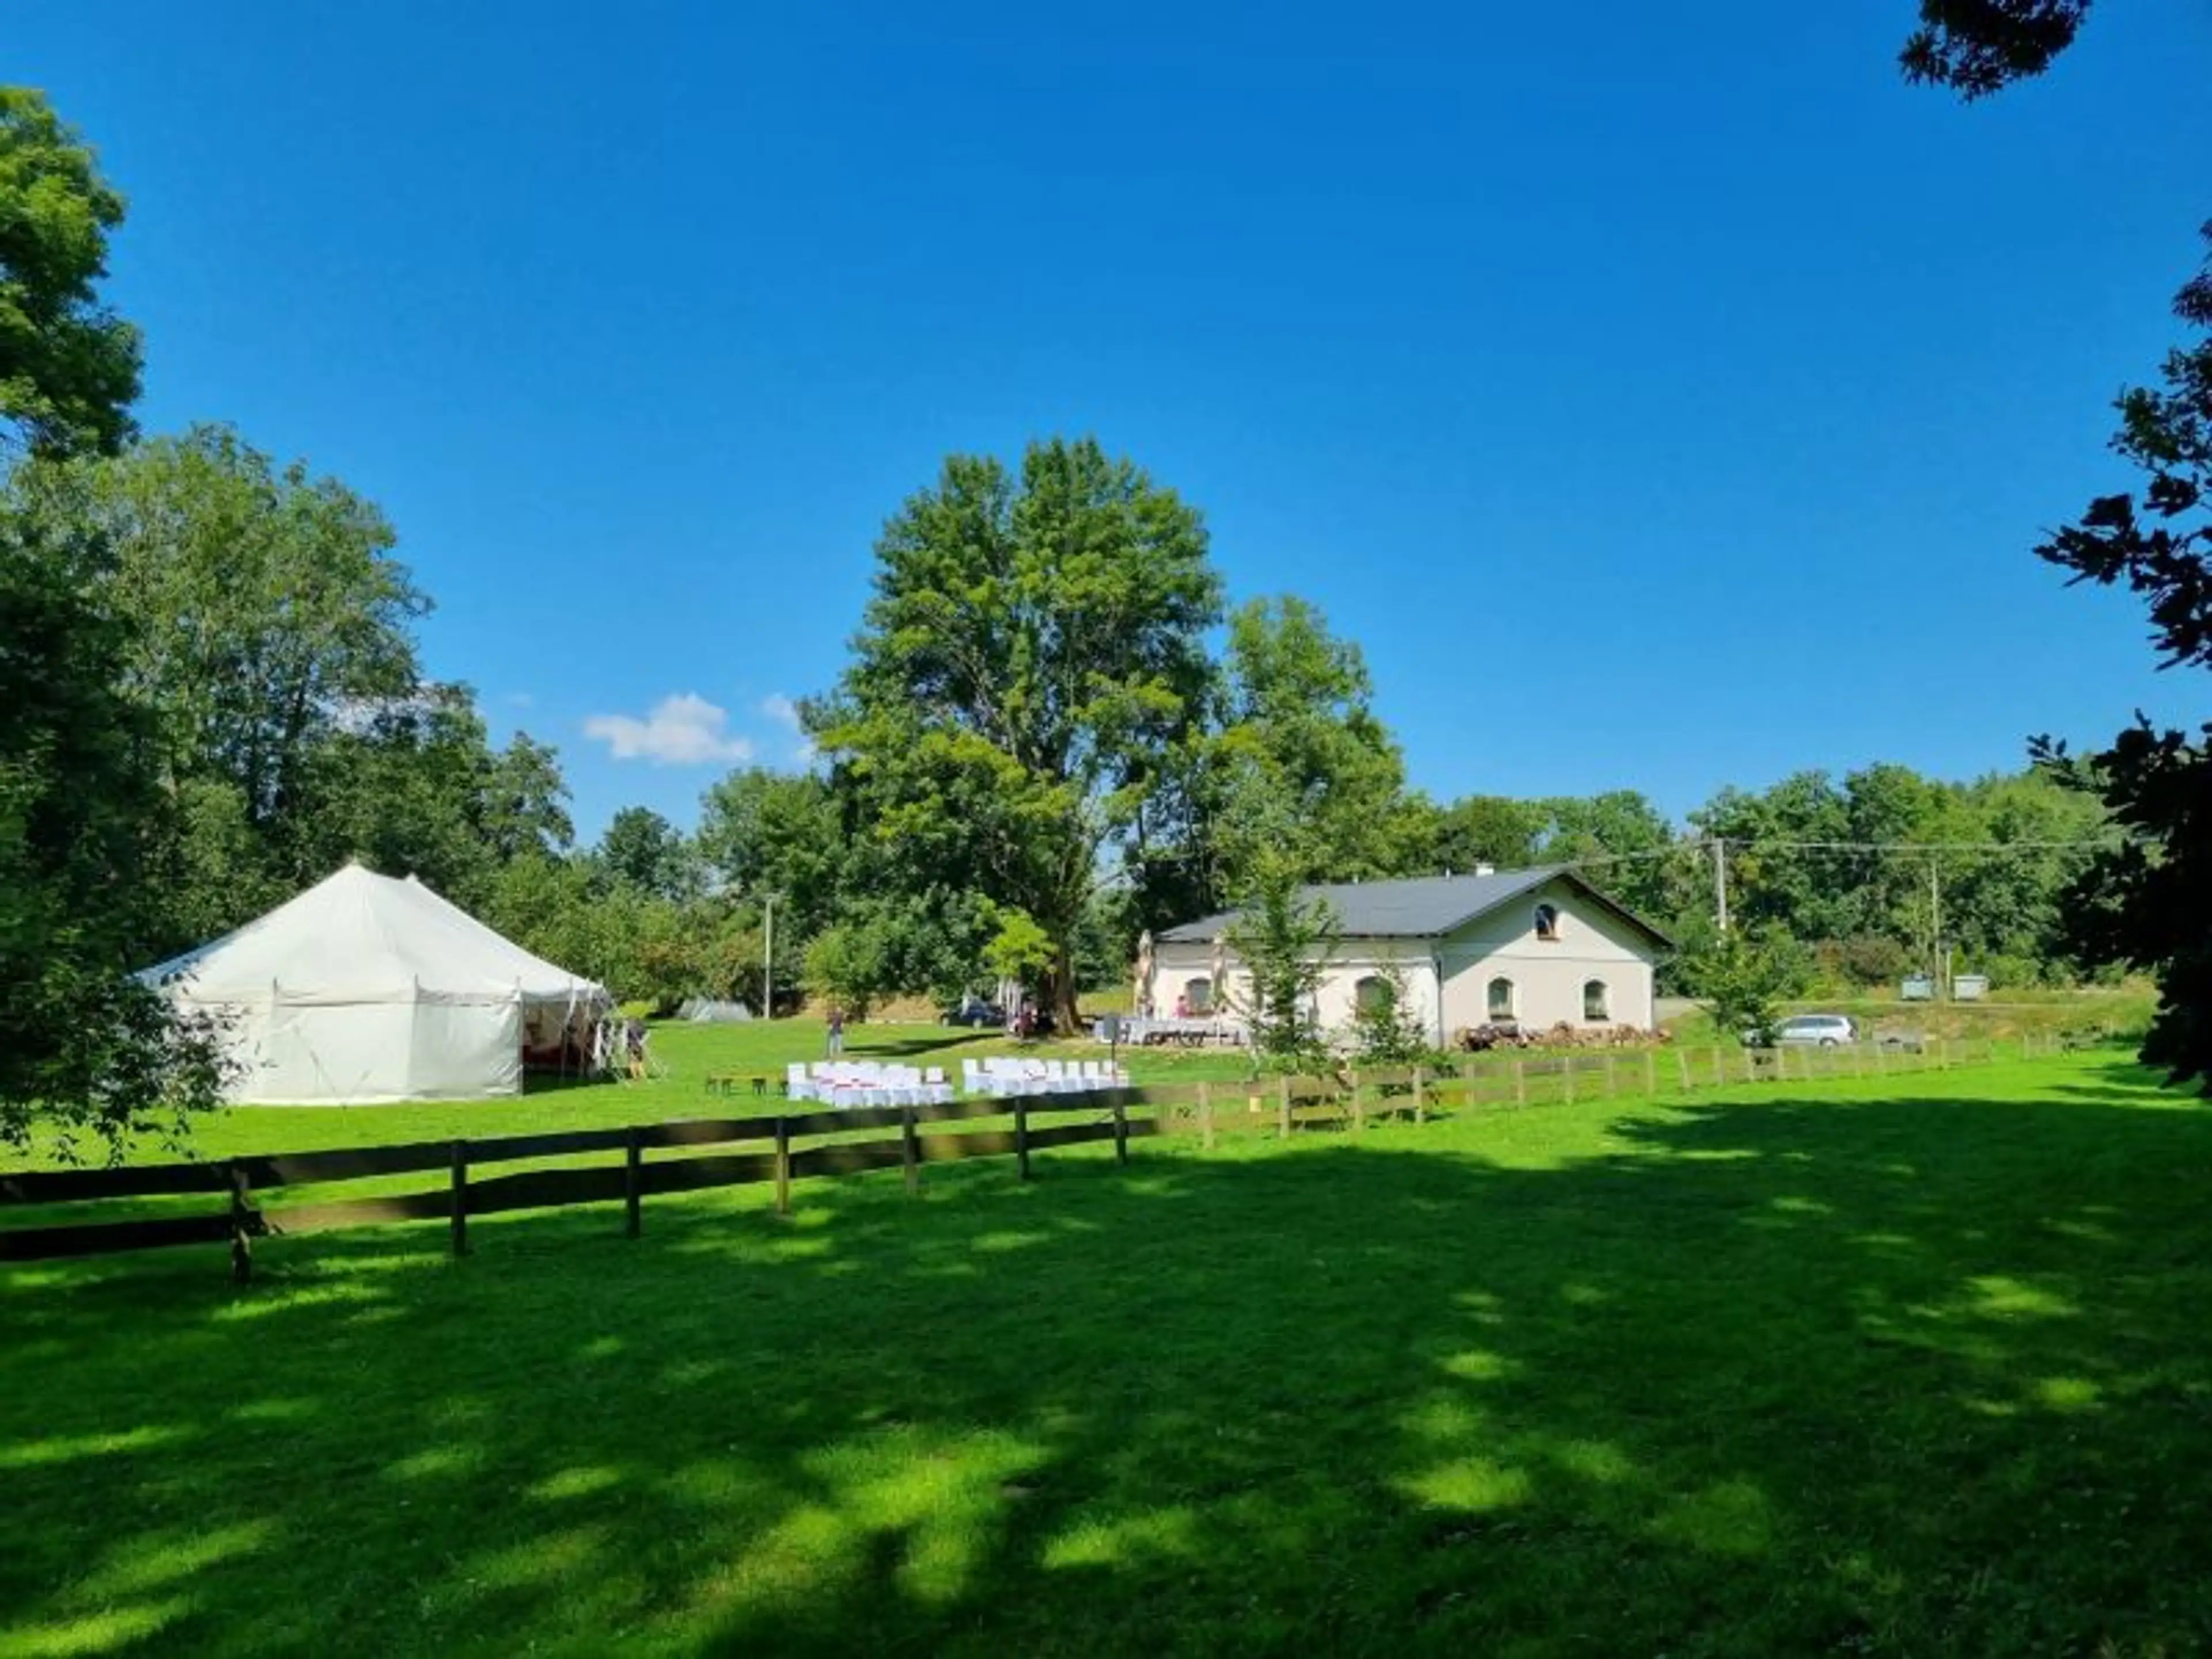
[5,1059,2211,1656]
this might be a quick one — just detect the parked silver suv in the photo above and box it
[1770,1013,1857,1048]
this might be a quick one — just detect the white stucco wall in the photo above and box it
[1142,875,1660,1040]
[1435,876,1656,1034]
[1143,936,1445,1040]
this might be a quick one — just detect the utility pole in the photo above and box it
[1929,860,1942,1002]
[1713,838,1729,934]
[763,893,775,1020]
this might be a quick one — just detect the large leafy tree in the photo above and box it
[84,423,427,830]
[480,733,573,865]
[8,424,464,938]
[696,767,846,933]
[286,684,500,907]
[1392,792,1547,877]
[817,437,1221,1026]
[1536,790,1684,921]
[0,87,141,459]
[696,766,844,1002]
[594,805,700,902]
[1205,595,1408,891]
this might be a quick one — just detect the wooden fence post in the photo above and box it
[1676,1048,1691,1092]
[1015,1097,1032,1180]
[901,1104,921,1194]
[228,1161,253,1286]
[1563,1058,1577,1106]
[1277,1074,1291,1139]
[1644,1050,1658,1097]
[773,1116,791,1216]
[1513,1058,1527,1107]
[1350,1071,1365,1132]
[1112,1092,1130,1165]
[1413,1066,1427,1123]
[1742,1048,1756,1085]
[624,1128,643,1238]
[449,1140,469,1257]
[1196,1081,1214,1150]
[1937,1038,1950,1071]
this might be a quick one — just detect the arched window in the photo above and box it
[1534,903,1560,941]
[1583,979,1609,1022]
[1353,975,1392,1015]
[1487,976,1515,1021]
[1181,976,1213,1015]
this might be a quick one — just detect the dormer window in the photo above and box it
[1534,903,1559,942]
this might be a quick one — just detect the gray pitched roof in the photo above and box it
[1157,866,1672,948]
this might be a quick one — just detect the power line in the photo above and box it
[1554,835,2116,865]
[1703,836,2118,854]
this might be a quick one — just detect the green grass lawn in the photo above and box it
[6,1051,2210,1656]
[12,1018,1253,1171]
[1659,982,2157,1049]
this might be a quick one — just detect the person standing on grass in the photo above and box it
[825,1005,846,1056]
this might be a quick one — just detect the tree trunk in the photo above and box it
[1051,938,1081,1035]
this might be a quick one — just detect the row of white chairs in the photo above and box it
[960,1057,1128,1096]
[786,1062,955,1107]
[782,1056,1131,1110]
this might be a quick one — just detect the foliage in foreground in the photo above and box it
[1347,961,1434,1067]
[1685,927,1809,1047]
[1224,855,1339,1070]
[0,90,226,1154]
[2030,233,2212,1090]
[1900,5,2212,1090]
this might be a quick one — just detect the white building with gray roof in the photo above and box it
[1143,866,1671,1044]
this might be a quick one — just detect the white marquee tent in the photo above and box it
[143,862,611,1105]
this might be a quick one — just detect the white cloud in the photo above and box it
[583,693,754,766]
[760,692,802,732]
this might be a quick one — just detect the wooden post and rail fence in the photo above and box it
[0,1030,2073,1279]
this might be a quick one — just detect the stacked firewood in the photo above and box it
[1453,1022,1668,1052]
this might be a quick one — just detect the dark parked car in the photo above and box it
[942,998,1005,1028]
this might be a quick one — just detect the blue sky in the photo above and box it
[17,2,2211,842]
